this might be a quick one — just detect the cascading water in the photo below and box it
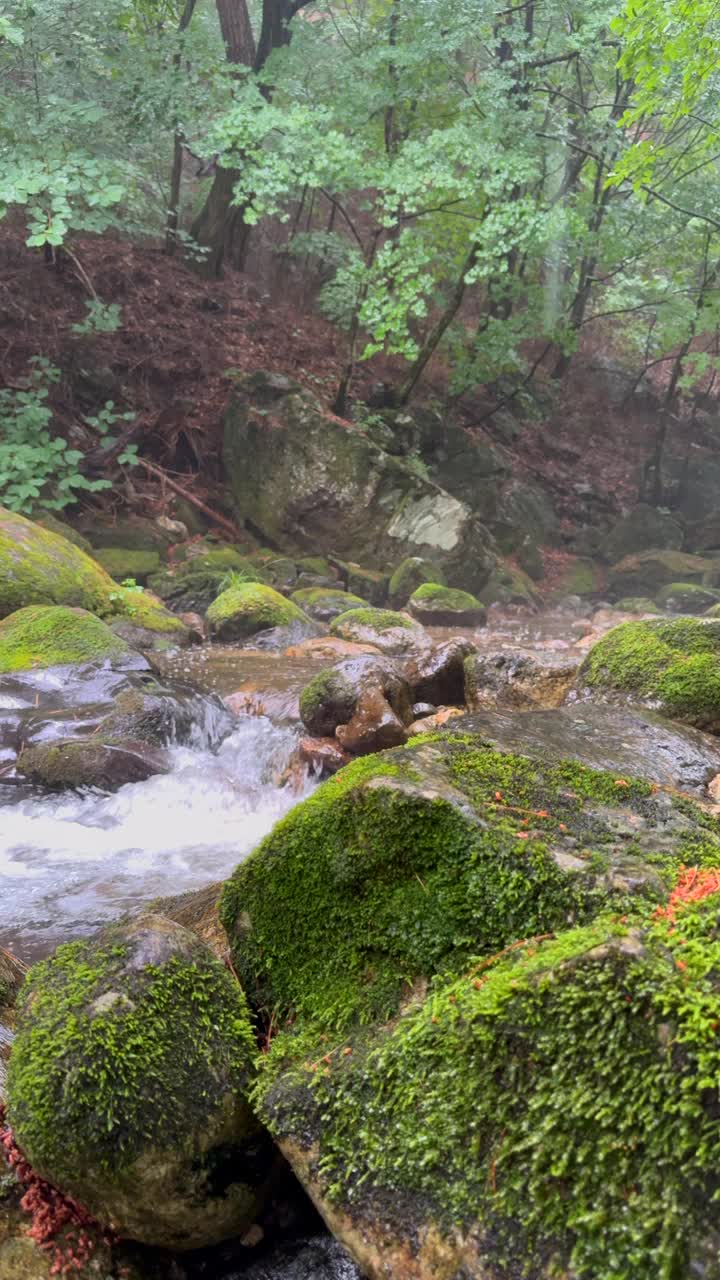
[0,711,315,961]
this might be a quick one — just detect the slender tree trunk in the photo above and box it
[190,0,312,277]
[397,243,478,405]
[164,0,199,255]
[332,230,382,418]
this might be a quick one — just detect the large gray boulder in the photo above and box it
[223,374,496,594]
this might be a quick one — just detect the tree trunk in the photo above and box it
[397,243,478,406]
[164,0,199,255]
[190,0,311,277]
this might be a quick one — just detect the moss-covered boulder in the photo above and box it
[343,563,388,606]
[603,502,684,564]
[408,583,486,627]
[608,549,715,598]
[207,582,313,643]
[94,547,162,584]
[220,733,717,1029]
[257,902,720,1280]
[16,737,171,790]
[0,507,118,620]
[578,617,720,730]
[330,607,428,655]
[290,588,368,623]
[7,915,270,1250]
[109,588,193,651]
[387,557,445,608]
[148,566,231,614]
[615,596,661,614]
[545,555,605,602]
[0,606,130,673]
[478,560,542,609]
[655,582,720,614]
[180,547,268,578]
[299,656,412,739]
[223,374,496,593]
[34,512,93,554]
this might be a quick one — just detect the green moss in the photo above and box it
[615,597,661,613]
[94,548,162,583]
[34,513,93,554]
[0,606,130,673]
[410,583,482,608]
[388,557,445,607]
[7,924,256,1184]
[180,549,268,579]
[291,588,369,621]
[580,617,720,726]
[296,556,334,577]
[219,735,705,1032]
[0,506,118,620]
[207,582,310,640]
[299,666,359,734]
[257,902,720,1280]
[112,588,188,635]
[330,607,416,635]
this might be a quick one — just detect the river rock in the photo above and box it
[387,557,445,608]
[0,507,119,620]
[655,582,720,614]
[7,915,271,1250]
[258,917,720,1280]
[0,605,130,674]
[16,737,171,790]
[608,549,717,597]
[330,608,429,655]
[109,588,194,651]
[448,704,720,795]
[223,373,496,594]
[577,616,720,731]
[207,583,314,643]
[93,547,162,583]
[478,560,542,609]
[299,656,412,738]
[299,736,352,775]
[407,584,486,627]
[335,687,408,755]
[403,638,473,706]
[290,588,369,622]
[603,503,684,563]
[220,732,717,1028]
[464,651,578,710]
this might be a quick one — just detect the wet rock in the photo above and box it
[335,687,408,755]
[226,685,301,724]
[0,605,130,674]
[408,584,486,628]
[655,582,720,614]
[576,616,720,730]
[223,375,496,593]
[7,915,271,1251]
[16,738,171,791]
[452,703,720,795]
[283,637,381,659]
[340,563,388,606]
[225,1235,363,1280]
[289,589,369,623]
[0,506,118,620]
[478,560,542,609]
[403,638,473,706]
[545,556,605,601]
[109,588,195,651]
[77,514,181,554]
[491,477,560,553]
[298,736,351,775]
[614,597,661,614]
[464,651,578,711]
[299,656,412,738]
[408,706,466,734]
[608,549,716,598]
[603,503,684,564]
[387,557,445,608]
[411,702,436,719]
[330,608,429,655]
[207,584,313,643]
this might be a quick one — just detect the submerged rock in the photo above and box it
[577,616,720,730]
[7,915,271,1250]
[330,608,428,655]
[407,583,486,627]
[0,507,119,620]
[0,606,130,674]
[16,737,171,790]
